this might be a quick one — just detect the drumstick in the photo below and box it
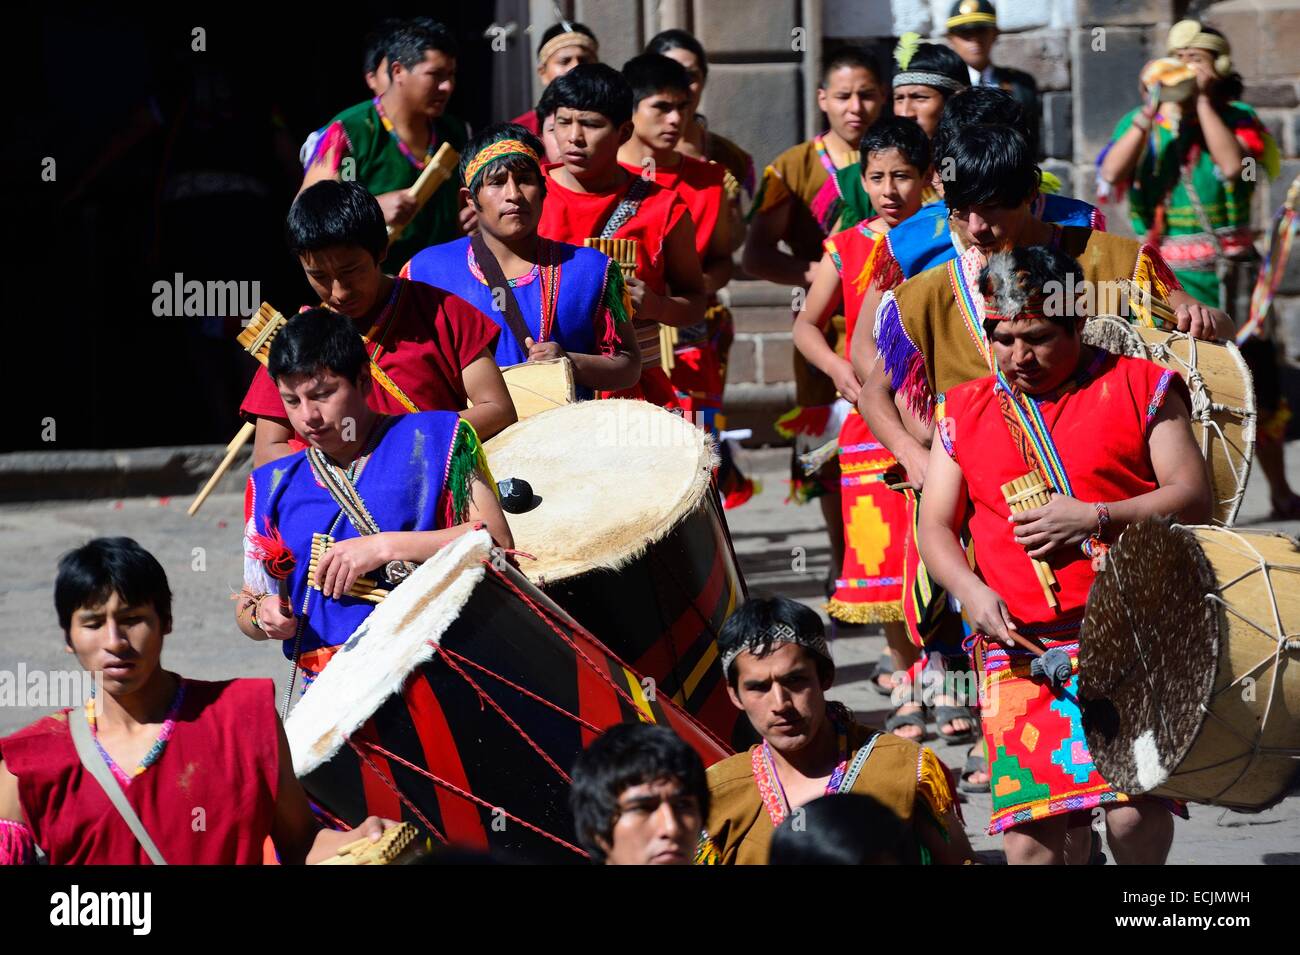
[187,421,256,516]
[388,142,459,244]
[1117,278,1180,329]
[1000,473,1059,610]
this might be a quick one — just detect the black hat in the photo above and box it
[947,0,998,32]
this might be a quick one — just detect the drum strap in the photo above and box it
[598,175,651,239]
[470,233,539,355]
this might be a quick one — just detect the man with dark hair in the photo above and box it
[697,597,970,865]
[301,18,470,268]
[944,0,1039,129]
[403,123,639,398]
[0,538,397,864]
[618,53,732,441]
[866,123,1225,447]
[919,246,1210,863]
[236,309,513,689]
[240,179,515,467]
[510,20,600,139]
[569,722,707,865]
[536,63,707,409]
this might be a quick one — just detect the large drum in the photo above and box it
[286,530,730,863]
[1079,520,1300,811]
[485,399,751,748]
[1081,318,1255,525]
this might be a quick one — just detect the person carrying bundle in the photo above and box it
[917,245,1211,863]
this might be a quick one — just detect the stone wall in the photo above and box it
[512,0,1300,435]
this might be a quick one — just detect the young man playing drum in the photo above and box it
[242,180,516,467]
[402,123,640,400]
[0,537,396,864]
[918,246,1212,864]
[697,597,972,865]
[535,63,708,408]
[569,722,709,865]
[236,309,514,689]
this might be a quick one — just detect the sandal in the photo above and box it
[958,751,990,794]
[885,704,927,742]
[870,656,898,697]
[934,704,978,744]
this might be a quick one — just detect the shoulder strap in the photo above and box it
[68,711,168,865]
[469,233,536,353]
[838,732,880,793]
[598,175,652,239]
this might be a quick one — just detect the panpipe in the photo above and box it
[308,533,388,604]
[584,237,677,374]
[187,302,290,516]
[387,142,460,244]
[315,821,422,865]
[1113,278,1180,330]
[1000,473,1059,610]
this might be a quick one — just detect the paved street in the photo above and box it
[2,443,1298,863]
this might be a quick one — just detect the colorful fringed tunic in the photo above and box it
[239,278,500,451]
[875,226,1183,426]
[0,679,279,864]
[1098,101,1287,440]
[821,220,908,624]
[751,136,861,500]
[401,237,631,401]
[303,99,470,270]
[937,351,1192,833]
[697,703,958,864]
[1098,100,1278,308]
[537,162,691,409]
[243,411,492,686]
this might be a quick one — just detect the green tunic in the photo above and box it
[321,100,469,270]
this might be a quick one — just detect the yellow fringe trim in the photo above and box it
[825,597,905,624]
[917,746,958,831]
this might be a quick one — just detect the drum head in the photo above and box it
[286,530,492,776]
[485,399,718,583]
[1079,519,1220,794]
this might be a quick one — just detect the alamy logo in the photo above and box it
[151,273,261,318]
[50,885,152,935]
[0,666,102,710]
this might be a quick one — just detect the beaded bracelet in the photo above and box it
[1094,502,1112,541]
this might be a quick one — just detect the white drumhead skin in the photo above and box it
[285,530,493,777]
[485,399,719,582]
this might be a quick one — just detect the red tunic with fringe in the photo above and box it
[538,163,691,408]
[0,678,280,864]
[823,220,908,624]
[938,352,1191,833]
[239,278,500,450]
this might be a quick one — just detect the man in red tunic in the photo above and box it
[0,538,394,865]
[508,21,599,141]
[618,53,732,428]
[536,63,706,408]
[241,180,516,466]
[918,246,1211,863]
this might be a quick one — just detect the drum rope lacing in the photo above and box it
[1189,528,1300,776]
[348,737,588,857]
[1086,317,1256,523]
[1143,334,1255,519]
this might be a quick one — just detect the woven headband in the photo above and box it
[463,139,541,187]
[538,31,597,67]
[719,622,832,679]
[1167,20,1229,56]
[893,71,968,92]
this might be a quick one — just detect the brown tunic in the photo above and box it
[702,720,953,865]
